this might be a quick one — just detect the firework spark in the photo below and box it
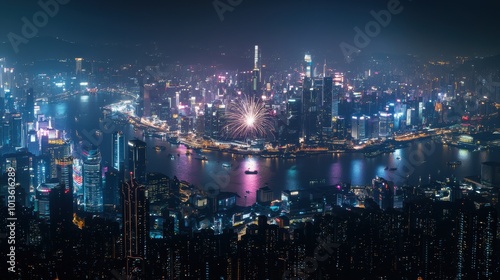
[224,95,274,139]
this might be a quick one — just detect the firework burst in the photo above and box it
[224,95,274,139]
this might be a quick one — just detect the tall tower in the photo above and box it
[304,53,312,78]
[128,139,147,183]
[122,177,149,278]
[0,57,5,99]
[252,45,261,93]
[112,131,125,171]
[83,147,102,213]
[56,156,73,192]
[25,88,35,123]
[75,58,83,75]
[322,77,333,132]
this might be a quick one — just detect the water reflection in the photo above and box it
[41,94,500,206]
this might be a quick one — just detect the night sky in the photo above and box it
[1,0,500,58]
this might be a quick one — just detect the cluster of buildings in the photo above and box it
[1,49,500,278]
[128,48,500,150]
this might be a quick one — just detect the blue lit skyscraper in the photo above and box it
[83,147,102,213]
[112,131,125,171]
[25,88,35,123]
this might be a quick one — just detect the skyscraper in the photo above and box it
[128,139,147,183]
[56,156,73,192]
[286,98,301,144]
[49,181,74,279]
[112,131,125,171]
[75,58,83,75]
[352,114,369,141]
[104,167,121,210]
[35,182,57,220]
[304,53,312,78]
[379,112,393,138]
[122,178,149,278]
[25,88,35,123]
[3,149,35,206]
[83,147,102,213]
[301,77,318,141]
[10,113,23,148]
[252,45,261,93]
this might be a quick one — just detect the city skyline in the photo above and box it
[1,1,500,279]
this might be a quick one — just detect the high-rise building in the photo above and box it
[122,178,149,278]
[379,112,393,137]
[104,167,121,210]
[49,181,74,278]
[286,98,301,144]
[301,77,319,141]
[1,118,10,145]
[112,131,125,171]
[44,140,71,180]
[372,177,394,210]
[83,147,102,213]
[304,53,312,78]
[75,58,83,75]
[10,113,23,148]
[322,77,333,129]
[56,156,73,192]
[146,172,170,205]
[352,115,369,141]
[252,45,261,93]
[35,182,58,219]
[203,101,226,140]
[25,88,35,122]
[2,149,35,206]
[72,157,83,197]
[27,130,38,156]
[0,58,4,98]
[333,116,346,139]
[128,139,147,183]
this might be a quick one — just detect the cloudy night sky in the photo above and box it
[1,0,499,59]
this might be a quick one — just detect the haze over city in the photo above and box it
[1,0,500,279]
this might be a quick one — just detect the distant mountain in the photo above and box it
[0,37,252,69]
[0,36,137,62]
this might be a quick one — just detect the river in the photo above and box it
[40,93,500,205]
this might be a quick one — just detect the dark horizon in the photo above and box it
[1,0,500,60]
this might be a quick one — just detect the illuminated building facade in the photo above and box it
[122,178,149,278]
[83,147,102,213]
[112,131,125,171]
[128,139,147,183]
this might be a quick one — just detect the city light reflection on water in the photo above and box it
[42,95,500,206]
